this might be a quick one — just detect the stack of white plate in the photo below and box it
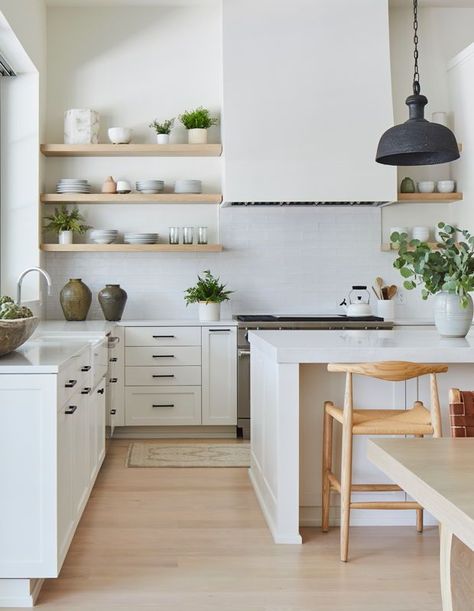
[174,179,202,194]
[136,180,164,194]
[57,179,91,194]
[124,232,158,244]
[89,229,118,244]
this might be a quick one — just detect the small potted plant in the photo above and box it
[44,205,91,245]
[391,222,474,337]
[184,270,233,321]
[149,118,174,144]
[179,106,218,144]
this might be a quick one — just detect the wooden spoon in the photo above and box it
[387,285,397,300]
[375,277,384,299]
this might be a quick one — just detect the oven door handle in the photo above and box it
[238,349,250,358]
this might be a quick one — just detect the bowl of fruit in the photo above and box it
[0,297,39,356]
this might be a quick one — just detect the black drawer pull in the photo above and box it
[110,409,117,415]
[81,387,92,395]
[209,328,231,332]
[65,405,77,415]
[152,374,175,378]
[65,379,77,388]
[152,354,175,358]
[81,365,91,372]
[152,335,175,339]
[109,357,118,362]
[110,377,118,383]
[97,388,105,395]
[152,403,174,408]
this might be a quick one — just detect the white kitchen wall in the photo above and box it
[43,2,474,322]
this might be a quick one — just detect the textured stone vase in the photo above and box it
[64,109,100,144]
[60,279,92,321]
[98,284,127,321]
[433,291,473,338]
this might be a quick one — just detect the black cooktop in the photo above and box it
[236,315,384,322]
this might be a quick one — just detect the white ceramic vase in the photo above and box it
[376,299,395,321]
[59,230,73,245]
[64,109,100,144]
[188,128,207,144]
[157,134,169,144]
[433,291,473,337]
[198,302,220,321]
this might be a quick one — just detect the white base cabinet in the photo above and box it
[202,327,237,425]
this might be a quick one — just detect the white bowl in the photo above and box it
[436,180,455,193]
[108,127,132,144]
[417,181,435,193]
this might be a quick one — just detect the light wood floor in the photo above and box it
[33,439,442,611]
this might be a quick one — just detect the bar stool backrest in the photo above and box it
[327,361,448,382]
[449,389,474,438]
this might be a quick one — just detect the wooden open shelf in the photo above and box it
[381,242,439,252]
[41,193,223,205]
[40,143,222,157]
[40,243,224,253]
[396,192,463,203]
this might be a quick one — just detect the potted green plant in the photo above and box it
[179,106,218,144]
[149,118,174,144]
[44,205,91,245]
[391,222,474,337]
[184,270,233,321]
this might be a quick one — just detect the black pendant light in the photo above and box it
[376,0,459,166]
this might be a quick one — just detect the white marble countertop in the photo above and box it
[248,328,474,363]
[116,319,238,326]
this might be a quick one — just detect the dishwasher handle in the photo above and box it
[238,349,250,358]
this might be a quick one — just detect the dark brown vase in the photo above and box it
[60,279,92,321]
[98,284,127,321]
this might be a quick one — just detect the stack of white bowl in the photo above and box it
[124,232,158,244]
[174,179,202,194]
[57,178,91,194]
[89,229,118,244]
[136,180,164,194]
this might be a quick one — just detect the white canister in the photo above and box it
[64,109,100,144]
[376,299,395,321]
[412,226,430,242]
[188,128,208,144]
[59,230,73,245]
[198,302,220,321]
[157,134,170,144]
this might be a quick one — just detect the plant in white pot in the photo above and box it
[184,270,233,321]
[391,222,474,337]
[44,205,90,245]
[179,106,217,144]
[149,118,174,144]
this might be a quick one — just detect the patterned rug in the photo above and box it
[126,442,250,468]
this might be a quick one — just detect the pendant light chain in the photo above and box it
[412,0,420,95]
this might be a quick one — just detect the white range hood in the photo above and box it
[222,0,397,204]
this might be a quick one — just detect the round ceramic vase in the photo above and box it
[157,134,169,144]
[188,128,208,144]
[198,302,220,321]
[98,284,128,321]
[60,279,92,321]
[433,291,473,338]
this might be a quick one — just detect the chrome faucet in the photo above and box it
[16,267,52,305]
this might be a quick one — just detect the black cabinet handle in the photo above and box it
[65,379,77,388]
[209,328,231,332]
[109,377,118,383]
[81,365,91,372]
[152,374,175,378]
[110,409,117,415]
[152,335,175,339]
[81,387,92,395]
[152,404,174,408]
[152,354,175,358]
[109,357,118,362]
[97,388,105,395]
[65,405,77,414]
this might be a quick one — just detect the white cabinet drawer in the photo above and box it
[125,366,201,387]
[125,326,201,347]
[58,348,89,405]
[125,346,201,367]
[125,386,201,425]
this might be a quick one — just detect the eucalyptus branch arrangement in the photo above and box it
[184,270,233,305]
[149,118,174,135]
[44,206,91,235]
[179,107,218,130]
[391,222,474,307]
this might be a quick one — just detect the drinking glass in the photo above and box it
[197,226,208,244]
[183,227,194,244]
[169,227,180,244]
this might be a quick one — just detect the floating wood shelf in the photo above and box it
[41,193,223,204]
[40,243,224,253]
[381,242,440,252]
[396,192,462,203]
[40,143,222,157]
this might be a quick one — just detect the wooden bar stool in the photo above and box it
[449,388,474,437]
[322,361,448,562]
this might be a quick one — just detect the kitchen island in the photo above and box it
[248,328,474,544]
